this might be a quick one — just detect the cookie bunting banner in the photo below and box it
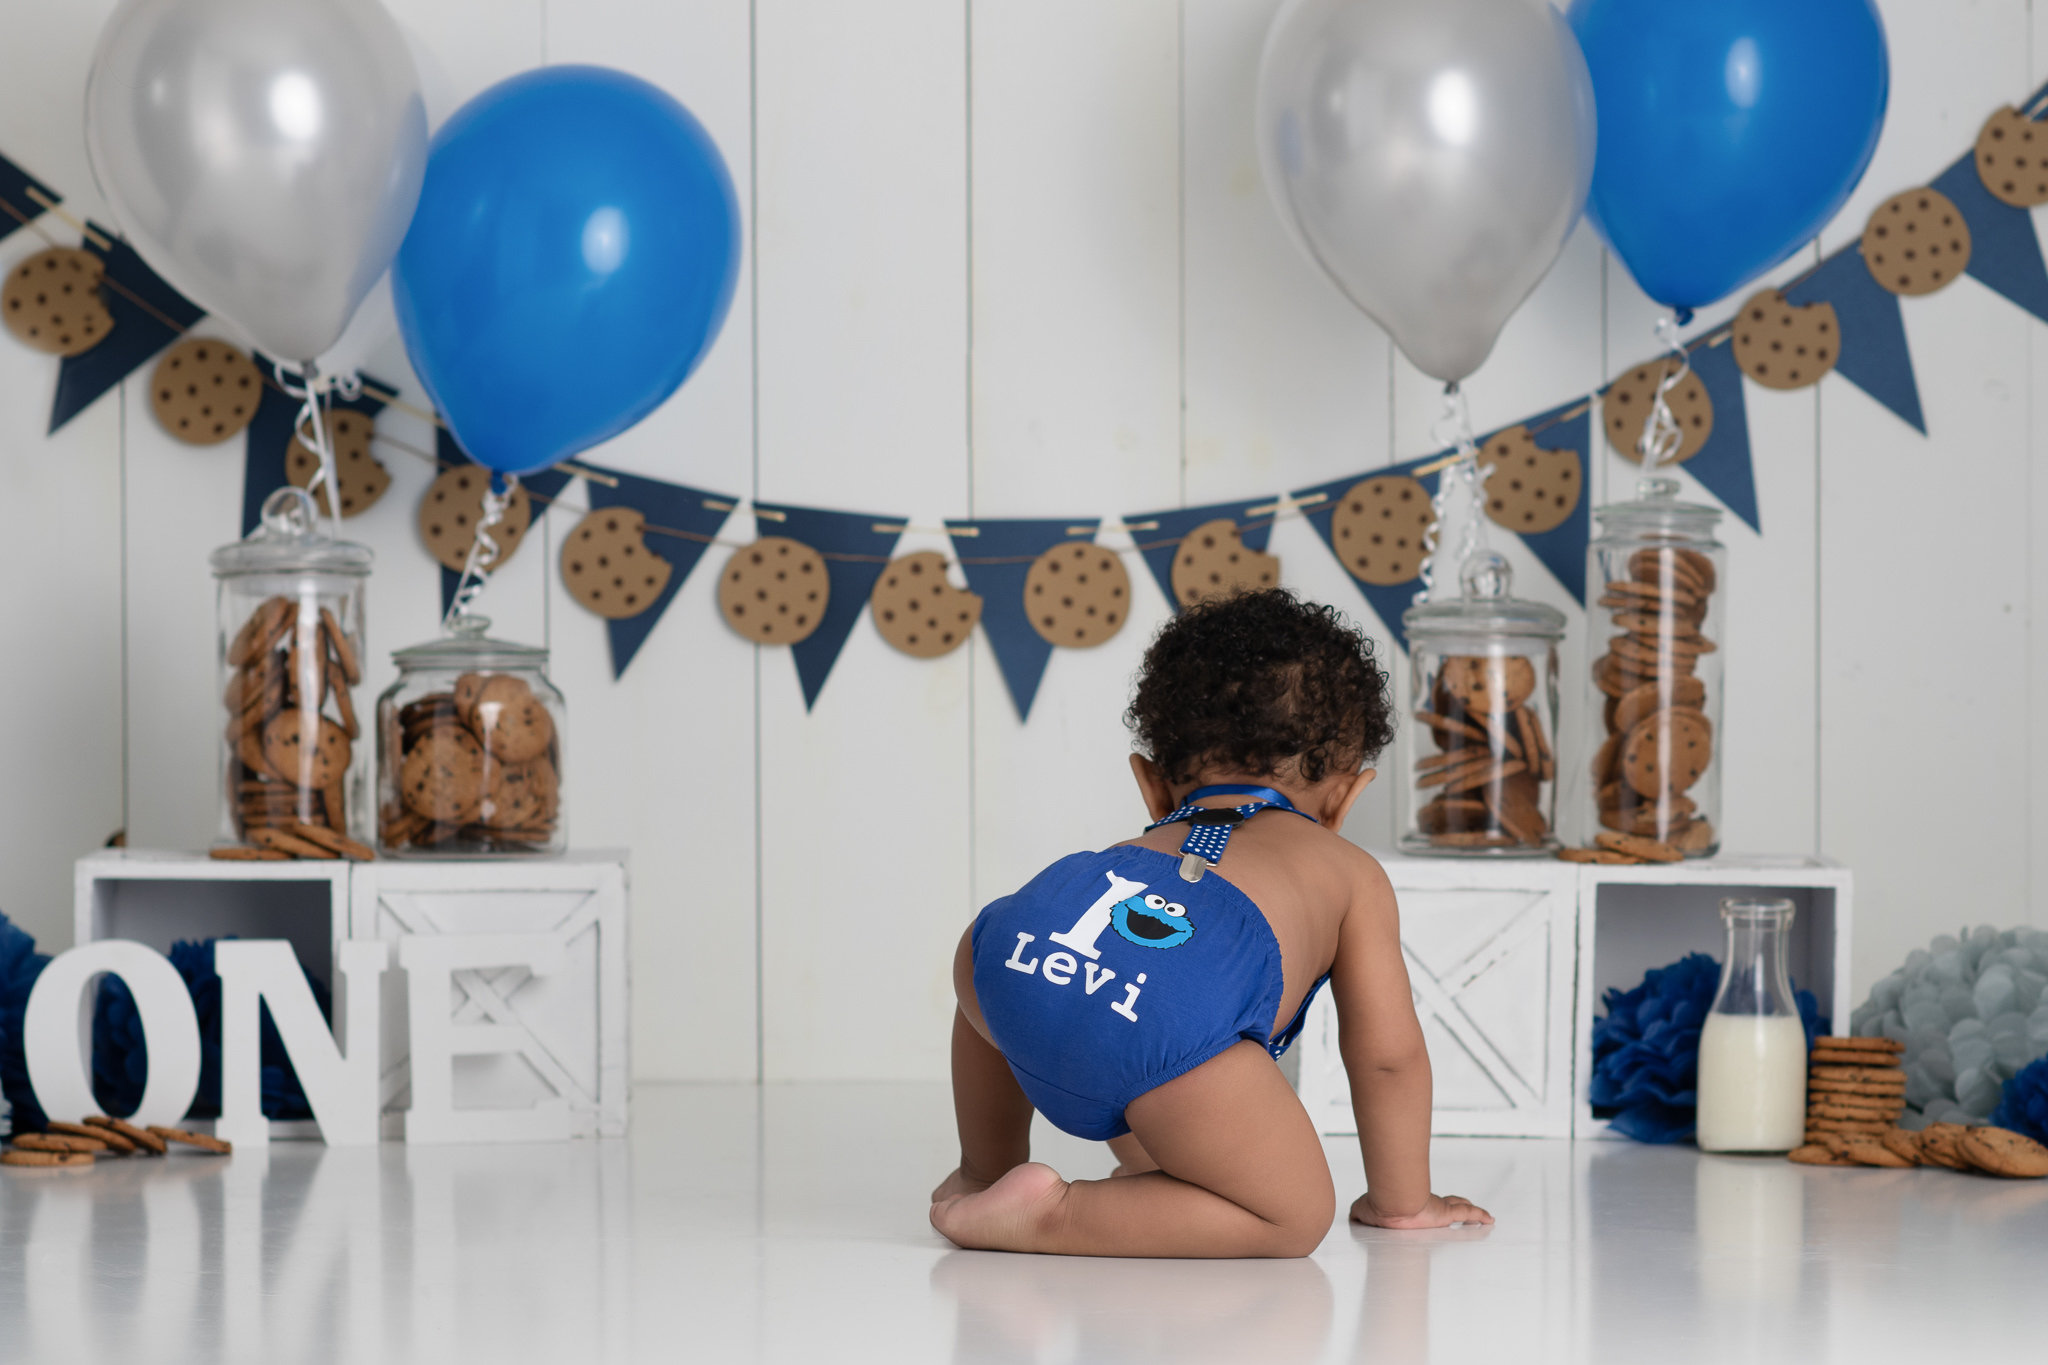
[1928,151,2048,325]
[1783,248,1924,433]
[1291,453,1451,653]
[240,360,391,536]
[750,502,904,710]
[581,464,736,679]
[1492,398,1595,599]
[1123,495,1279,613]
[1672,343,1759,534]
[0,151,56,241]
[50,224,205,435]
[6,76,2048,700]
[945,518,1100,722]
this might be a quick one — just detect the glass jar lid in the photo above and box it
[1403,552,1566,641]
[1593,476,1723,542]
[210,487,374,578]
[391,615,550,672]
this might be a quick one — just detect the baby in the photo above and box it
[932,589,1492,1257]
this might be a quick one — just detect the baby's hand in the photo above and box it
[1350,1191,1494,1229]
[931,1167,994,1203]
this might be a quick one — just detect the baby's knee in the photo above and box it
[1257,1175,1335,1258]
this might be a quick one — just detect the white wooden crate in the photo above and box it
[1292,852,1853,1140]
[75,849,352,993]
[1572,856,1851,1140]
[72,850,356,1139]
[351,852,630,1142]
[1295,853,1582,1139]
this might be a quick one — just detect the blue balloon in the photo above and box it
[1568,0,1888,314]
[394,66,740,476]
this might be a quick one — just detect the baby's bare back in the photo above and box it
[1121,811,1374,1038]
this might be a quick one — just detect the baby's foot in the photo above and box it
[930,1161,1066,1251]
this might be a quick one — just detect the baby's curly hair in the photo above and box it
[1125,589,1395,786]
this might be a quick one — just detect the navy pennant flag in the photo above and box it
[1928,150,2048,325]
[51,224,203,434]
[1122,495,1283,613]
[1492,399,1595,603]
[946,518,1097,722]
[581,464,735,678]
[1785,247,1925,433]
[0,151,57,243]
[1291,454,1443,652]
[752,502,904,710]
[1678,342,1760,533]
[435,430,576,616]
[241,364,392,535]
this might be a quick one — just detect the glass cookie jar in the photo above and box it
[1400,553,1564,856]
[1585,479,1725,857]
[211,488,373,851]
[377,618,566,856]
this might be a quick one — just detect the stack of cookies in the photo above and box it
[1556,830,1686,865]
[1804,1035,1907,1146]
[216,595,372,861]
[1411,654,1555,851]
[1589,546,1717,855]
[380,671,561,854]
[1788,1035,2048,1177]
[0,1117,229,1170]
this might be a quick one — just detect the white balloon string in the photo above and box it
[1417,382,1489,605]
[1637,312,1690,477]
[273,359,344,534]
[443,476,515,631]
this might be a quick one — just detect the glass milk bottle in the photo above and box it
[1696,899,1807,1153]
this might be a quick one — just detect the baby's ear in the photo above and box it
[1322,767,1376,831]
[1129,754,1176,822]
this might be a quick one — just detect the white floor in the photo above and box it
[1,1084,2044,1363]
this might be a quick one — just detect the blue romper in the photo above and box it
[970,786,1330,1141]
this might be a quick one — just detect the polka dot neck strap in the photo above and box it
[1146,784,1318,884]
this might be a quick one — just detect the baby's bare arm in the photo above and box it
[1329,857,1492,1228]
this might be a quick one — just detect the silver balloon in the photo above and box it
[85,0,427,363]
[1257,0,1595,384]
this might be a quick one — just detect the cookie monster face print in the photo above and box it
[1111,892,1195,949]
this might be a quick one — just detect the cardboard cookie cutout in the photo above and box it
[418,465,533,573]
[1479,425,1579,535]
[1731,289,1839,390]
[1861,188,1970,296]
[2,247,111,356]
[1975,106,2048,208]
[1169,519,1280,607]
[286,409,389,517]
[561,506,673,619]
[1329,475,1435,585]
[870,551,981,658]
[1024,541,1130,647]
[719,536,829,644]
[1602,359,1711,464]
[150,337,262,444]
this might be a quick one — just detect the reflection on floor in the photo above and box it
[0,1083,2043,1362]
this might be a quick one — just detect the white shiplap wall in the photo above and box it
[0,0,2039,1081]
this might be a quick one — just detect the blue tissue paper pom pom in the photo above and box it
[1590,952,1829,1144]
[0,911,51,1134]
[1990,1056,2048,1145]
